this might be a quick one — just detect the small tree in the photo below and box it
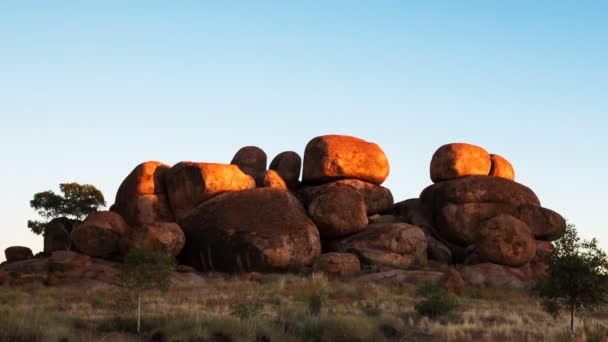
[119,247,175,334]
[28,183,105,249]
[535,223,608,339]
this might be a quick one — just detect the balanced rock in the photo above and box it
[231,146,267,187]
[300,179,393,215]
[476,214,536,267]
[112,161,174,226]
[313,252,360,276]
[306,184,368,238]
[4,246,33,262]
[263,170,288,190]
[430,143,492,183]
[269,151,301,191]
[178,188,321,273]
[71,211,129,258]
[303,135,390,185]
[44,217,79,253]
[120,222,185,256]
[331,222,427,269]
[166,162,256,220]
[489,154,515,180]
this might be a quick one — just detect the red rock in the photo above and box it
[441,269,465,296]
[303,135,390,185]
[263,170,288,190]
[269,151,301,191]
[300,179,393,215]
[313,253,360,276]
[513,205,566,241]
[307,184,368,238]
[535,240,554,260]
[462,263,531,289]
[4,246,33,262]
[489,154,515,180]
[430,143,492,183]
[120,222,185,256]
[49,251,92,272]
[166,162,256,220]
[178,188,321,273]
[71,211,129,258]
[230,146,267,187]
[476,215,536,267]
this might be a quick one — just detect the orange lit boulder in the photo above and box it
[476,214,536,267]
[230,146,267,187]
[178,188,321,273]
[331,223,427,269]
[120,222,185,257]
[263,170,288,190]
[303,135,390,185]
[489,154,515,180]
[306,184,368,238]
[269,151,302,191]
[313,252,361,276]
[71,211,129,258]
[4,246,33,262]
[430,143,492,183]
[300,179,393,215]
[165,162,256,220]
[112,161,174,226]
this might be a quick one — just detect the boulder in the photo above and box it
[0,258,49,274]
[303,135,390,185]
[230,146,267,187]
[166,162,256,220]
[313,253,360,276]
[307,184,368,238]
[300,179,393,215]
[435,202,512,245]
[44,217,79,253]
[513,205,566,241]
[263,170,288,190]
[331,223,427,269]
[462,263,531,289]
[4,246,33,262]
[430,143,492,183]
[441,269,465,296]
[269,151,302,191]
[178,188,321,273]
[535,240,555,260]
[120,222,185,257]
[489,154,515,180]
[71,211,129,258]
[49,251,92,272]
[427,235,453,264]
[476,214,536,267]
[112,161,175,226]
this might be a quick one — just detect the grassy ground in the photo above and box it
[0,273,607,342]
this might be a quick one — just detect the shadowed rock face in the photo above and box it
[178,188,321,273]
[489,154,515,180]
[269,151,301,191]
[300,179,393,215]
[165,162,256,220]
[120,222,185,257]
[4,246,33,262]
[112,161,174,226]
[44,217,79,253]
[313,252,360,276]
[430,143,492,183]
[303,135,390,185]
[230,146,267,187]
[462,263,531,289]
[71,211,129,258]
[476,214,536,267]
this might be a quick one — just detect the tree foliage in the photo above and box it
[28,183,105,235]
[535,223,608,337]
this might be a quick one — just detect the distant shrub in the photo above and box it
[230,302,264,320]
[415,282,460,318]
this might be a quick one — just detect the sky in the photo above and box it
[0,1,606,261]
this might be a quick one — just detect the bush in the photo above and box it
[414,282,459,318]
[229,302,264,320]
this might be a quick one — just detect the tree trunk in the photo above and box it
[570,303,575,341]
[137,293,141,334]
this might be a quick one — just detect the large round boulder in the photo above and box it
[71,211,129,258]
[120,222,185,257]
[430,143,492,183]
[112,161,174,226]
[4,246,33,262]
[230,146,267,187]
[303,135,390,185]
[178,188,321,273]
[269,151,301,191]
[489,154,515,180]
[307,184,368,238]
[165,162,256,220]
[331,222,427,269]
[44,217,79,253]
[300,179,393,215]
[476,214,536,267]
[313,252,360,276]
[513,205,566,240]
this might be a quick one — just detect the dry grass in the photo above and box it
[0,273,607,341]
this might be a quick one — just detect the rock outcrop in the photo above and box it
[120,222,185,257]
[313,252,360,276]
[71,211,129,258]
[5,246,33,262]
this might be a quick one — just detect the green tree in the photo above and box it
[28,183,106,248]
[119,246,175,334]
[535,223,608,339]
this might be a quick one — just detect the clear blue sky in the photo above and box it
[1,1,606,261]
